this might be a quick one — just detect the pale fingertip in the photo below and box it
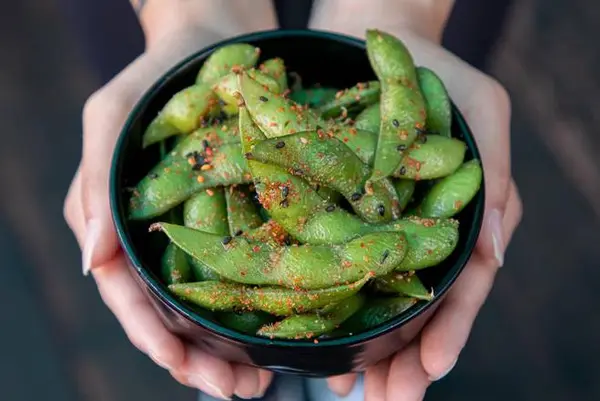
[488,209,505,267]
[428,357,457,381]
[232,364,260,400]
[180,347,235,399]
[82,218,101,275]
[327,373,357,397]
[255,369,273,398]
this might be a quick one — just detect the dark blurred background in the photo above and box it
[2,1,599,400]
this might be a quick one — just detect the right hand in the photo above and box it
[63,14,276,400]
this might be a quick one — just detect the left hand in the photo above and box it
[310,4,523,400]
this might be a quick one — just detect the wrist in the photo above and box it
[135,0,278,49]
[309,0,455,44]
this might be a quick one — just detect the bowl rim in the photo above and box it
[109,28,486,348]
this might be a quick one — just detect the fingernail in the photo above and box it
[429,357,457,381]
[253,388,267,398]
[186,374,232,400]
[148,351,172,370]
[489,209,505,267]
[82,219,101,276]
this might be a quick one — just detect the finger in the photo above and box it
[327,373,358,397]
[257,369,274,398]
[386,342,430,401]
[503,179,523,248]
[419,253,495,381]
[232,363,260,399]
[63,166,86,247]
[92,255,186,371]
[365,358,390,401]
[172,346,235,400]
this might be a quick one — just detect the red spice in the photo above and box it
[206,189,215,196]
[196,175,205,183]
[454,200,463,210]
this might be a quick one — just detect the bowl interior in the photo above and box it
[110,29,485,348]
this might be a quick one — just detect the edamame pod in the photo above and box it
[161,243,193,285]
[354,102,381,133]
[375,217,459,270]
[373,272,433,301]
[366,29,426,181]
[183,189,228,281]
[225,185,263,235]
[239,72,322,138]
[417,67,452,137]
[289,88,338,108]
[342,296,416,332]
[128,138,250,220]
[418,159,483,218]
[143,114,180,148]
[196,43,260,84]
[250,131,400,222]
[395,135,466,180]
[168,274,370,316]
[154,222,407,290]
[257,294,365,339]
[260,58,288,91]
[183,188,229,233]
[393,179,416,211]
[318,81,381,119]
[214,69,281,115]
[332,126,378,165]
[218,311,276,334]
[160,84,219,134]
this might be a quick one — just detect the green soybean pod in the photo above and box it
[183,189,228,281]
[128,139,250,220]
[318,81,381,119]
[394,135,466,180]
[419,159,483,218]
[417,67,452,137]
[161,84,219,134]
[373,272,433,301]
[342,296,417,332]
[142,114,180,148]
[168,275,370,316]
[196,43,260,84]
[238,72,322,138]
[393,179,416,211]
[260,57,288,91]
[161,243,193,285]
[374,217,459,271]
[332,126,378,165]
[257,294,365,339]
[289,87,338,108]
[213,69,281,116]
[354,102,381,133]
[250,131,400,223]
[153,222,407,290]
[225,185,263,235]
[366,29,426,182]
[218,311,276,334]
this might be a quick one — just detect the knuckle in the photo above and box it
[482,77,511,113]
[82,87,129,124]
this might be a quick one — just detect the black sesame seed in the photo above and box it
[314,184,321,192]
[259,95,269,102]
[284,235,292,246]
[392,119,400,128]
[275,141,285,149]
[326,204,336,212]
[351,192,362,201]
[281,186,289,198]
[399,166,407,175]
[380,250,390,264]
[280,199,289,208]
[244,152,254,159]
[222,236,233,245]
[418,134,428,144]
[377,204,385,216]
[202,139,210,150]
[234,229,243,237]
[149,173,159,179]
[293,168,304,175]
[396,144,406,151]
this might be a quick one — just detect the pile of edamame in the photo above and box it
[129,29,483,340]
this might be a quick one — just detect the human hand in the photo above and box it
[63,2,278,399]
[310,3,523,400]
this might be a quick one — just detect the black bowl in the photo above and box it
[109,29,485,377]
